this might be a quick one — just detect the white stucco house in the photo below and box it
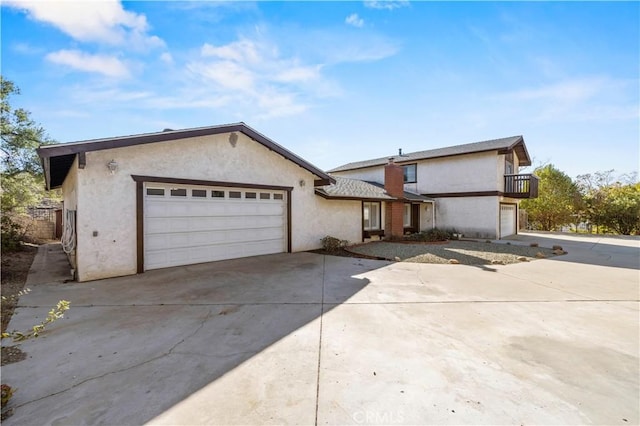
[38,123,537,282]
[329,135,538,241]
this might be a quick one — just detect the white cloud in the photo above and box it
[11,41,45,55]
[497,77,638,122]
[187,60,255,91]
[160,52,174,64]
[345,13,364,28]
[364,1,409,11]
[4,0,163,49]
[183,37,328,118]
[274,65,322,83]
[504,79,604,103]
[201,40,261,64]
[46,49,130,78]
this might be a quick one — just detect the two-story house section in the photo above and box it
[328,136,539,239]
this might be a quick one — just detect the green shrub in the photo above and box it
[405,227,457,242]
[320,236,349,253]
[0,216,24,252]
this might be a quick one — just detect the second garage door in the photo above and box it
[144,183,286,270]
[500,204,517,238]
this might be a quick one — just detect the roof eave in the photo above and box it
[38,123,333,187]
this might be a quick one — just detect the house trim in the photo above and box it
[38,122,335,190]
[131,175,293,273]
[423,191,503,198]
[329,135,530,173]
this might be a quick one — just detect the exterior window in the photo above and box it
[211,190,225,198]
[245,192,257,199]
[273,193,284,200]
[403,204,411,227]
[229,191,242,199]
[146,188,164,196]
[260,193,270,200]
[363,202,381,230]
[505,152,514,174]
[403,164,417,183]
[170,188,187,197]
[192,189,207,198]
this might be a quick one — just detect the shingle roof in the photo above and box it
[315,177,433,202]
[315,177,394,200]
[328,135,529,172]
[364,181,434,202]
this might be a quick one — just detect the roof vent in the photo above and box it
[162,128,174,132]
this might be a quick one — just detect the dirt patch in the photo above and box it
[1,245,37,366]
[348,240,560,265]
[308,248,386,260]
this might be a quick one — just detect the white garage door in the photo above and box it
[500,204,517,238]
[144,183,286,270]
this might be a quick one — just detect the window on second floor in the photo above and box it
[403,164,417,183]
[505,152,514,175]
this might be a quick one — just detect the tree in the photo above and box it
[577,171,640,235]
[520,164,580,231]
[1,76,54,213]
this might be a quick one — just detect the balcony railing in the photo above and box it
[504,174,539,199]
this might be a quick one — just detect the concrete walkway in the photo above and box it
[2,233,638,425]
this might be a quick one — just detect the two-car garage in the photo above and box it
[142,182,288,270]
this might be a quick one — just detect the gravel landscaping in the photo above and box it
[347,240,561,265]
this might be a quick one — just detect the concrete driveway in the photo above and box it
[2,232,638,425]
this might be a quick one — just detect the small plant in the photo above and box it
[1,288,31,304]
[320,236,349,253]
[1,384,13,409]
[1,296,70,421]
[2,300,70,342]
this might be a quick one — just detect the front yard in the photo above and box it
[347,240,560,264]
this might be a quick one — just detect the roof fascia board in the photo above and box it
[38,123,333,182]
[314,189,396,201]
[332,148,505,173]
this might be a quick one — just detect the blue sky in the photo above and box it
[2,1,638,178]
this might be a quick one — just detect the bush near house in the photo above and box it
[320,236,350,253]
[0,216,25,252]
[404,228,458,242]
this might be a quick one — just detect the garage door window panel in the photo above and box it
[147,188,165,196]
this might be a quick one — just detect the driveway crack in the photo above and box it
[12,307,214,410]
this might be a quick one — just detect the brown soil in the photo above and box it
[1,245,37,366]
[308,247,387,260]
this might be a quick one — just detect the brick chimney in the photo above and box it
[384,158,405,238]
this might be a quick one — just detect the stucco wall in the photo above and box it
[72,132,357,281]
[332,151,501,195]
[331,167,384,184]
[435,197,499,238]
[308,198,362,245]
[61,157,79,211]
[416,151,499,194]
[61,158,79,272]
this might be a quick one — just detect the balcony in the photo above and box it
[504,174,539,199]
